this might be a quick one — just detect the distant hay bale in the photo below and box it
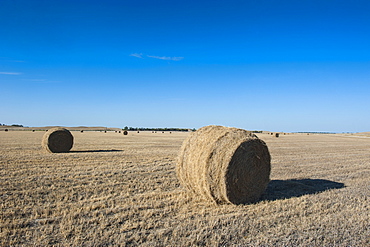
[123,130,128,135]
[5,129,8,132]
[42,127,73,153]
[80,130,84,133]
[177,125,271,204]
[275,133,279,138]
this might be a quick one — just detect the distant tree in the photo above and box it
[11,124,23,127]
[121,127,194,132]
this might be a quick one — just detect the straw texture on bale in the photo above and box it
[42,127,74,153]
[177,125,271,204]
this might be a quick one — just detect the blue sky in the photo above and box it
[1,0,370,132]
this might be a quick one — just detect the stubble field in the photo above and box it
[1,130,369,246]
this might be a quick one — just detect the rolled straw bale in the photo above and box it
[177,125,271,204]
[123,130,128,135]
[42,127,73,153]
[275,133,279,138]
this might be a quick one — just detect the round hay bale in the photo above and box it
[42,127,73,153]
[123,130,128,135]
[4,129,8,132]
[177,125,271,204]
[275,133,279,138]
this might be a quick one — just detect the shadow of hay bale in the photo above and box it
[261,179,345,201]
[70,149,123,153]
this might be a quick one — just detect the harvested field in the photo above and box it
[1,131,369,246]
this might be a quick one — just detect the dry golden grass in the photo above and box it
[1,130,369,246]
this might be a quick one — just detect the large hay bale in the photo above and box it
[123,130,128,135]
[177,125,271,204]
[42,127,73,153]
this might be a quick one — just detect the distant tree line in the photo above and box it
[0,123,24,127]
[123,126,194,132]
[295,131,336,134]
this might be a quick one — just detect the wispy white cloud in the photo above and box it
[130,53,184,61]
[0,72,22,75]
[130,53,143,58]
[147,55,184,61]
